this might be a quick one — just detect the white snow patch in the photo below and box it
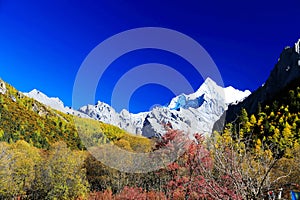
[23,89,90,118]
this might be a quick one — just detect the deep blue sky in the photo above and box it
[1,0,300,113]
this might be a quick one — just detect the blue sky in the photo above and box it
[1,0,300,113]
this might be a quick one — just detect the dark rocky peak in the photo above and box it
[214,39,300,129]
[265,42,300,97]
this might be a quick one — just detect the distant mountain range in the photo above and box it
[23,89,90,118]
[3,39,300,140]
[23,78,250,137]
[22,39,300,139]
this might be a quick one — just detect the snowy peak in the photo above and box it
[23,89,90,118]
[198,78,251,104]
[168,78,250,108]
[224,86,251,104]
[23,77,251,137]
[194,78,225,101]
[24,89,65,112]
[79,101,147,134]
[79,77,251,137]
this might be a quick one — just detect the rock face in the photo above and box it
[0,80,6,95]
[79,102,147,135]
[79,78,250,137]
[215,40,300,129]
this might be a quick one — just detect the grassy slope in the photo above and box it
[0,80,153,152]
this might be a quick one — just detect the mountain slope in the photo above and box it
[215,39,300,130]
[79,102,147,135]
[222,76,300,158]
[0,79,153,152]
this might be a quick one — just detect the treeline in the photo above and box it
[2,128,300,199]
[83,82,300,199]
[227,82,300,156]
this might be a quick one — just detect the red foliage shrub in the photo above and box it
[89,187,166,200]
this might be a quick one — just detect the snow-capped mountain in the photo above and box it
[23,78,250,137]
[79,101,147,134]
[79,78,251,137]
[168,78,250,108]
[23,89,90,118]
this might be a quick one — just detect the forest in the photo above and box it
[0,80,300,199]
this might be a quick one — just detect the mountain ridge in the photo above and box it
[23,89,91,118]
[23,78,251,137]
[0,79,153,151]
[215,39,300,129]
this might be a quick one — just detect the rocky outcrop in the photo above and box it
[0,80,6,95]
[79,101,147,134]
